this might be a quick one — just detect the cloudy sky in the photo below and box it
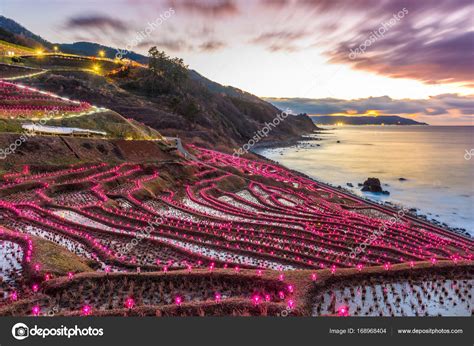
[1,0,473,124]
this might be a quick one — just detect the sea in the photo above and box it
[255,126,474,236]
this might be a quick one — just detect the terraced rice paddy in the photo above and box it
[0,80,91,118]
[312,271,473,316]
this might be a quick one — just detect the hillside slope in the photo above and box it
[0,16,316,149]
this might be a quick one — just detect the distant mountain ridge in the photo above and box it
[311,115,428,125]
[0,15,51,49]
[59,42,149,63]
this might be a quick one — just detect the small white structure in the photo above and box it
[22,124,106,137]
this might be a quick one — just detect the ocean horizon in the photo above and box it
[256,125,474,236]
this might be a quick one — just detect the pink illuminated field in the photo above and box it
[0,81,91,118]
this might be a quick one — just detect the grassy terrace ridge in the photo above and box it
[0,78,165,140]
[0,63,44,79]
[0,39,36,54]
[0,110,165,140]
[31,236,93,276]
[17,53,125,74]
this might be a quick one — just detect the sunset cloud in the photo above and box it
[198,40,226,51]
[326,2,474,87]
[6,0,473,124]
[168,0,238,17]
[250,30,309,52]
[64,14,128,32]
[265,94,474,120]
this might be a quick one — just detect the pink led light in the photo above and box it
[67,272,74,280]
[287,284,294,293]
[0,144,468,308]
[252,295,261,306]
[337,306,349,316]
[215,292,221,303]
[10,291,18,301]
[278,273,284,281]
[356,264,363,271]
[175,296,182,306]
[278,291,285,299]
[287,299,295,310]
[430,258,437,265]
[82,305,92,316]
[32,284,39,293]
[311,273,317,281]
[124,297,135,309]
[34,263,41,272]
[264,294,271,302]
[330,265,336,274]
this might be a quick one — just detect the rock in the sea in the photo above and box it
[399,177,407,181]
[346,183,354,187]
[361,177,390,194]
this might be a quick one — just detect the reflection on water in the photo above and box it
[312,277,473,316]
[257,126,474,234]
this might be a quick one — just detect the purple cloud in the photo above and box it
[199,40,226,51]
[250,30,309,52]
[168,0,238,17]
[320,0,474,87]
[65,14,128,32]
[265,94,474,118]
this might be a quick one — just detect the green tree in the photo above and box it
[148,47,188,84]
